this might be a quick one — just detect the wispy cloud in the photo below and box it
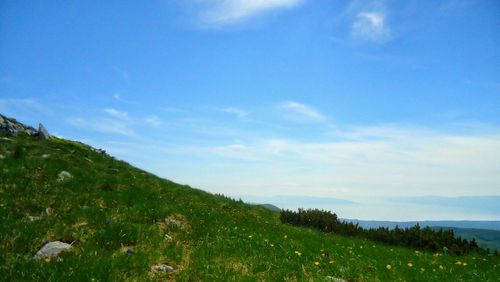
[161,124,500,199]
[0,98,53,116]
[144,115,162,126]
[279,101,325,122]
[221,107,248,118]
[104,108,129,120]
[193,0,304,27]
[113,92,128,103]
[66,117,137,138]
[351,11,391,43]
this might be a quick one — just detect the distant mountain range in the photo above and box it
[342,219,500,252]
[342,219,500,231]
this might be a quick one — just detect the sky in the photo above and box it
[1,0,499,220]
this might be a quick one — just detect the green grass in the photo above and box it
[1,133,499,281]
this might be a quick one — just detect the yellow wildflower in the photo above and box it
[407,262,413,267]
[386,264,392,270]
[420,268,425,272]
[248,235,252,239]
[284,235,288,239]
[329,260,334,264]
[45,257,51,263]
[439,265,444,270]
[314,262,320,266]
[463,263,467,266]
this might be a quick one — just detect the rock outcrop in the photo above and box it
[38,123,50,140]
[33,241,72,259]
[0,114,51,140]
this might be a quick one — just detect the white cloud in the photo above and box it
[0,98,53,116]
[104,108,129,120]
[195,0,304,27]
[280,101,325,122]
[222,107,248,118]
[113,92,125,102]
[144,115,162,126]
[66,117,137,138]
[160,124,500,199]
[352,11,391,43]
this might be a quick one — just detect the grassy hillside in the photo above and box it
[1,131,499,281]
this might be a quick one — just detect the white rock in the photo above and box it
[34,241,71,259]
[151,263,174,273]
[326,276,348,282]
[57,171,72,182]
[27,215,42,222]
[45,207,54,215]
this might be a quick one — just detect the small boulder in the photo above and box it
[151,263,174,274]
[38,123,50,140]
[326,276,349,282]
[26,215,42,222]
[165,218,182,228]
[57,171,72,182]
[34,241,71,259]
[45,207,54,215]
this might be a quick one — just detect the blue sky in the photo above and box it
[1,0,499,220]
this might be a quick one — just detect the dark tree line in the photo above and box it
[280,208,484,255]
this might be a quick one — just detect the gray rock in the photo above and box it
[0,116,44,136]
[0,115,38,136]
[165,219,182,228]
[45,207,54,215]
[26,215,42,222]
[57,171,72,182]
[326,276,348,282]
[38,123,50,140]
[151,263,174,273]
[34,241,71,259]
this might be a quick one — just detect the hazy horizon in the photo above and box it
[1,1,499,220]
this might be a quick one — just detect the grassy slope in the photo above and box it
[0,134,499,281]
